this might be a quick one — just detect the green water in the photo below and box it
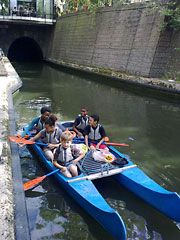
[13,62,180,240]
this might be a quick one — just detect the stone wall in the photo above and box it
[46,4,165,78]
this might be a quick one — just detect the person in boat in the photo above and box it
[73,106,89,137]
[22,115,62,162]
[53,131,85,178]
[84,114,108,151]
[21,106,51,138]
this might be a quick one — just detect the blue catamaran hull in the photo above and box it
[109,146,180,223]
[28,144,127,240]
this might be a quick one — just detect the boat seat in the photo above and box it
[78,151,115,176]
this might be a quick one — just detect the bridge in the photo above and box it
[0,0,57,61]
[0,14,55,61]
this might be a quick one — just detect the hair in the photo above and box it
[41,106,51,114]
[90,114,99,123]
[60,131,73,142]
[45,116,55,126]
[81,106,88,111]
[49,114,58,122]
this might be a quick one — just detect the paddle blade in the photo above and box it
[17,134,30,139]
[9,136,35,145]
[24,175,46,191]
[106,142,129,147]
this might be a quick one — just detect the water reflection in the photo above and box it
[13,62,180,239]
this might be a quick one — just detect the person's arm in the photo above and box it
[96,126,106,149]
[73,125,83,137]
[96,138,105,149]
[48,143,60,149]
[72,152,85,164]
[73,117,83,137]
[83,125,90,147]
[21,117,39,138]
[85,135,89,148]
[19,131,42,147]
[71,145,85,164]
[53,161,67,171]
[28,131,42,142]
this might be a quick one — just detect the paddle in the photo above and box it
[73,136,110,141]
[9,136,48,146]
[9,136,128,147]
[17,134,31,138]
[24,169,60,191]
[24,162,72,191]
[72,140,129,147]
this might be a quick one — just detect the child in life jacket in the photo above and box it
[24,115,62,162]
[73,106,89,137]
[84,114,108,151]
[21,106,51,138]
[53,131,85,178]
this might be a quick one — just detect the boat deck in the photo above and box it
[78,151,115,176]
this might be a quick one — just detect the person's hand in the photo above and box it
[48,144,54,149]
[61,166,67,172]
[18,143,26,148]
[90,145,96,151]
[78,132,83,137]
[96,144,100,150]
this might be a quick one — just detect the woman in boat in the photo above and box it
[53,131,85,178]
[23,115,62,162]
[84,114,108,151]
[21,106,51,138]
[72,106,89,137]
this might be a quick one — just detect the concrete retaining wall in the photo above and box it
[0,58,30,240]
[46,4,165,78]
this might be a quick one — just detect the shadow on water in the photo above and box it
[46,61,180,104]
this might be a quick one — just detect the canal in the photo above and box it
[13,62,180,239]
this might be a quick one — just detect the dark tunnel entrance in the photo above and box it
[8,37,43,62]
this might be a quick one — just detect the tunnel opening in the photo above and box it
[8,37,43,62]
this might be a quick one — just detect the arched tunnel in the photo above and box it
[8,37,43,62]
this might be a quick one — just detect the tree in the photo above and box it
[0,0,9,15]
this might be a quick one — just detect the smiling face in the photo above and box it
[41,111,50,121]
[81,108,88,117]
[89,117,97,127]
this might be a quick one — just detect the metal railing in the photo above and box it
[0,10,57,24]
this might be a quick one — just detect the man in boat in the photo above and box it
[73,106,89,138]
[84,114,108,151]
[53,131,85,178]
[21,106,51,138]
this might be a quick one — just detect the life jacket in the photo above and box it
[35,116,45,132]
[42,127,60,144]
[88,124,102,141]
[57,145,75,166]
[76,115,89,131]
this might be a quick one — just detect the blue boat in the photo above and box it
[109,146,180,223]
[25,121,180,239]
[27,143,128,240]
